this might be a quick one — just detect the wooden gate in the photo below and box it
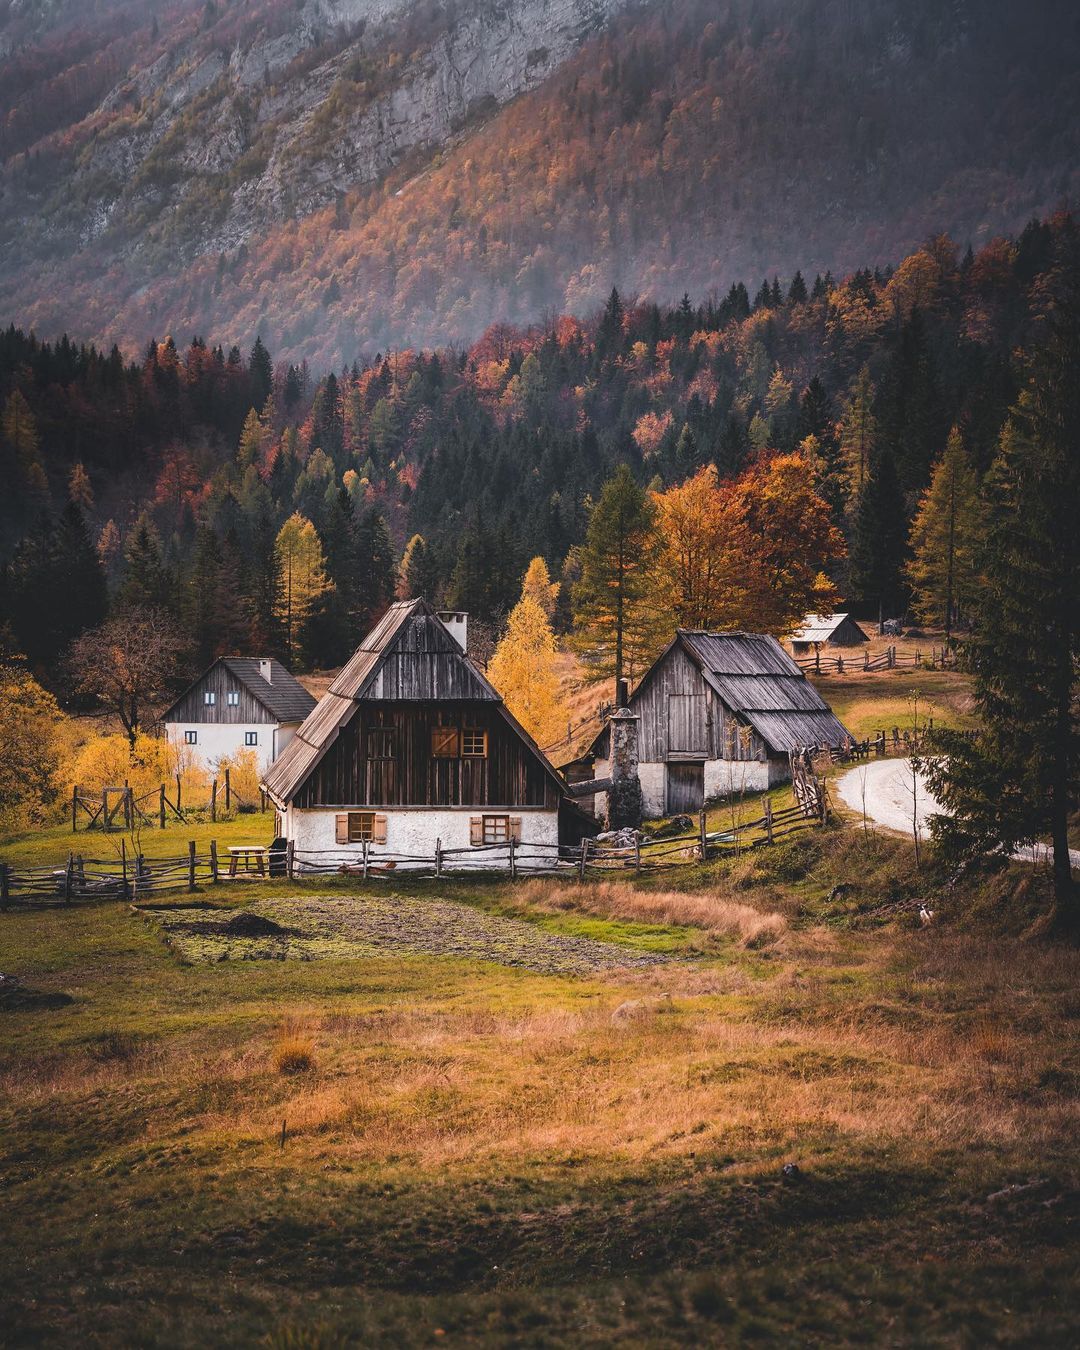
[666,762,704,814]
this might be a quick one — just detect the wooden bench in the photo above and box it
[228,846,267,878]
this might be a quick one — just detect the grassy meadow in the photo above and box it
[2,833,1078,1348]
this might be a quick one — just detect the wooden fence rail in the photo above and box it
[794,645,957,677]
[2,784,826,909]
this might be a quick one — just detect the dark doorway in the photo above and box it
[666,762,704,814]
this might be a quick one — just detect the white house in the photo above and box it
[589,630,853,819]
[162,657,317,776]
[261,600,576,870]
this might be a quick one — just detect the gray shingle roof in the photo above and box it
[789,613,870,644]
[219,658,317,724]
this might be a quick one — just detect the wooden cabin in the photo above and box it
[789,613,870,656]
[162,657,316,775]
[262,599,574,866]
[589,631,852,818]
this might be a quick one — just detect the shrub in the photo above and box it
[274,1035,316,1076]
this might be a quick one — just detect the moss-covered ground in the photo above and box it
[2,835,1078,1347]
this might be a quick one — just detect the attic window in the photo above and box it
[203,691,216,706]
[462,728,488,758]
[367,728,395,759]
[226,690,240,706]
[431,726,460,758]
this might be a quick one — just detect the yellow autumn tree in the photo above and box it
[487,594,567,747]
[273,513,333,661]
[521,556,559,618]
[650,465,749,629]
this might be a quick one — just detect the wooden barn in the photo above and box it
[162,657,316,775]
[589,631,852,818]
[789,613,870,656]
[261,599,574,866]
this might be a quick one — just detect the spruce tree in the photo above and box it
[849,447,906,627]
[906,427,983,637]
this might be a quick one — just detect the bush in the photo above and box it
[274,1035,316,1076]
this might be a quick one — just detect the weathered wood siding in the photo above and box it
[292,702,560,809]
[165,663,275,725]
[635,645,765,763]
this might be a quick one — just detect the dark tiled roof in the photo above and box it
[220,657,317,723]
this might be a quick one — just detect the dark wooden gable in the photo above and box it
[162,660,276,726]
[361,612,498,701]
[291,701,560,809]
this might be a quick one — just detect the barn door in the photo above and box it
[666,762,704,814]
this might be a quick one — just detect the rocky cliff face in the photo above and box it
[2,0,628,274]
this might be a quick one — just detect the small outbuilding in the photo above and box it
[162,657,316,775]
[789,613,870,656]
[589,630,852,819]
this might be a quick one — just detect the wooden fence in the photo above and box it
[71,771,268,832]
[2,787,828,909]
[795,644,956,676]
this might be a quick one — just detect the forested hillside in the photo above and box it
[1,0,1078,362]
[1,214,1075,695]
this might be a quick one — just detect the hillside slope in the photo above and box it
[1,0,1078,363]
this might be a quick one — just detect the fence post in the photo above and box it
[578,837,589,882]
[77,854,85,885]
[634,833,641,872]
[764,798,774,844]
[864,649,869,670]
[435,836,442,878]
[101,788,109,832]
[210,839,219,884]
[65,852,73,904]
[187,841,196,892]
[225,768,231,812]
[508,835,517,881]
[176,774,182,813]
[362,839,369,882]
[123,781,132,830]
[72,785,79,833]
[286,840,295,881]
[0,861,9,909]
[160,785,166,830]
[211,779,217,823]
[121,838,128,900]
[699,809,707,862]
[837,655,844,675]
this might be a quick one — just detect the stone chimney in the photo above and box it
[607,679,642,830]
[259,659,273,683]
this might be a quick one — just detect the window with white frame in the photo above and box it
[185,730,198,745]
[226,690,240,706]
[204,691,216,706]
[245,732,258,747]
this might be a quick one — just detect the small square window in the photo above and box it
[226,690,240,706]
[204,691,216,706]
[462,728,488,758]
[185,730,198,745]
[431,726,459,758]
[367,728,395,759]
[482,814,510,844]
[348,811,376,843]
[245,732,258,747]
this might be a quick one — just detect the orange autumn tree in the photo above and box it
[651,456,843,638]
[731,452,845,634]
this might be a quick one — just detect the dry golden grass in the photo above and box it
[514,878,790,949]
[274,1029,318,1077]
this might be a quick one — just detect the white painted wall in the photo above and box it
[283,805,561,872]
[704,758,771,800]
[165,722,298,775]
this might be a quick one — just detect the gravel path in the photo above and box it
[154,893,669,975]
[836,760,1080,869]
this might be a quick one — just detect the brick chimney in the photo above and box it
[607,678,642,829]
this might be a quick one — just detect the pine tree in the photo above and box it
[521,556,559,618]
[849,447,906,627]
[925,271,1080,922]
[248,336,273,408]
[273,514,333,664]
[571,464,663,692]
[837,365,877,512]
[2,389,45,492]
[906,428,983,637]
[237,407,265,470]
[399,534,440,601]
[68,463,94,512]
[120,515,171,610]
[487,594,567,745]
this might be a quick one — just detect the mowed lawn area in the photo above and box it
[810,663,978,744]
[2,856,1078,1347]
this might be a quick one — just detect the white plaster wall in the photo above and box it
[638,762,667,818]
[704,758,770,799]
[166,723,278,775]
[283,806,561,872]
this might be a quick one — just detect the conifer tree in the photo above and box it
[120,515,171,611]
[487,594,567,746]
[399,534,440,601]
[849,447,906,627]
[273,513,333,664]
[237,408,265,470]
[906,427,983,637]
[572,464,662,692]
[248,336,273,408]
[3,389,45,492]
[925,271,1080,923]
[521,556,559,618]
[837,365,877,512]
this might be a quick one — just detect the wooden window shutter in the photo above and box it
[335,814,349,844]
[509,817,523,842]
[470,816,483,845]
[373,813,388,844]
